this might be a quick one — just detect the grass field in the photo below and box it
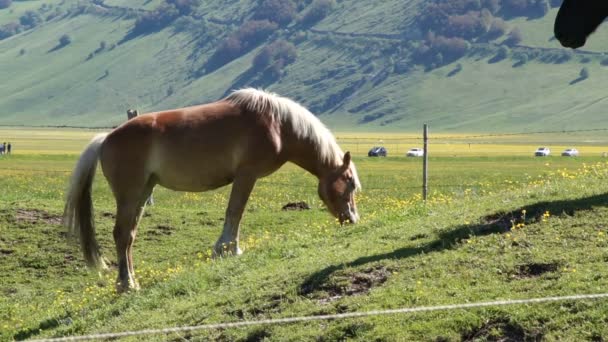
[3,129,608,340]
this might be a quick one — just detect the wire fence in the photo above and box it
[29,292,608,342]
[2,126,608,198]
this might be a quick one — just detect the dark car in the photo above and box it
[368,146,387,157]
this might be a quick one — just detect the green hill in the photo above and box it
[0,0,607,132]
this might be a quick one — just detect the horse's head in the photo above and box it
[554,0,608,49]
[318,152,361,225]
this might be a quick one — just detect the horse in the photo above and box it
[554,0,608,49]
[63,88,362,292]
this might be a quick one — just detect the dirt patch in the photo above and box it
[282,202,311,211]
[146,225,175,237]
[315,265,391,302]
[512,262,560,279]
[462,318,543,341]
[14,209,62,226]
[0,249,14,255]
[482,211,518,231]
[101,212,115,219]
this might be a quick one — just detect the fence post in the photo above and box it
[423,124,428,201]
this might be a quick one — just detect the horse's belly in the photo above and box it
[155,168,233,192]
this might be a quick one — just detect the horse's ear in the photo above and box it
[343,151,351,167]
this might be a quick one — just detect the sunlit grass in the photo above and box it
[3,129,608,340]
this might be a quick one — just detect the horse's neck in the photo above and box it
[285,136,338,180]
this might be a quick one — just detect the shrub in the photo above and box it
[447,12,488,39]
[0,21,20,40]
[237,20,278,45]
[205,20,278,72]
[299,0,335,26]
[415,33,469,66]
[496,45,509,59]
[167,0,199,16]
[19,11,43,29]
[133,2,180,34]
[0,0,11,10]
[252,47,273,70]
[254,0,297,26]
[503,27,522,46]
[59,34,71,46]
[252,39,297,73]
[486,17,507,40]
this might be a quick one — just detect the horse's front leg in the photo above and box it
[214,176,256,257]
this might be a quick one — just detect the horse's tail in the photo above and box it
[63,132,109,269]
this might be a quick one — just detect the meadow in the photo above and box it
[2,128,608,340]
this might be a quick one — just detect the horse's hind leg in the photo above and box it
[113,182,154,293]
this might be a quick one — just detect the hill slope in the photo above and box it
[0,0,607,132]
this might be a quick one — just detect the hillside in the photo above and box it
[0,0,607,132]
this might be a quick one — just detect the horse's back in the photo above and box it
[100,101,284,192]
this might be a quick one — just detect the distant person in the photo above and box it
[7,142,11,154]
[126,109,154,205]
[0,143,4,155]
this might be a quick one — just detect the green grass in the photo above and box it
[3,130,608,340]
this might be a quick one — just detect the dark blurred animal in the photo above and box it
[554,0,608,49]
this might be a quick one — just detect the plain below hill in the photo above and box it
[0,0,607,132]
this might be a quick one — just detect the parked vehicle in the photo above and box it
[534,147,550,156]
[561,148,579,157]
[406,148,424,157]
[368,146,387,157]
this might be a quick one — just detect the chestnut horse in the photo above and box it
[555,0,608,49]
[64,89,361,292]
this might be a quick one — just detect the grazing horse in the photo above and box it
[64,88,361,292]
[554,0,608,49]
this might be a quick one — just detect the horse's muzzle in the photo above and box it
[339,211,359,225]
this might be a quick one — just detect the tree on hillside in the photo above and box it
[204,20,278,73]
[19,11,43,29]
[252,39,297,77]
[503,27,522,47]
[167,0,199,16]
[254,0,297,27]
[486,17,507,40]
[0,22,20,40]
[59,34,71,47]
[0,0,12,10]
[299,0,335,26]
[580,67,589,79]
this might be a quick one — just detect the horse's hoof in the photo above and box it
[212,242,242,258]
[115,280,140,294]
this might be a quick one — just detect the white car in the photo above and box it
[406,148,424,157]
[562,148,579,157]
[534,147,550,157]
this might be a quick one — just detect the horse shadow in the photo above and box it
[300,193,608,295]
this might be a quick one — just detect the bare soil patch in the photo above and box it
[14,209,62,226]
[282,201,311,211]
[315,265,391,302]
[512,262,560,279]
[462,318,543,341]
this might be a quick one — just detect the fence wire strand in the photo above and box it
[29,293,608,342]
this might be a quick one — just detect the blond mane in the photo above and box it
[225,88,344,167]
